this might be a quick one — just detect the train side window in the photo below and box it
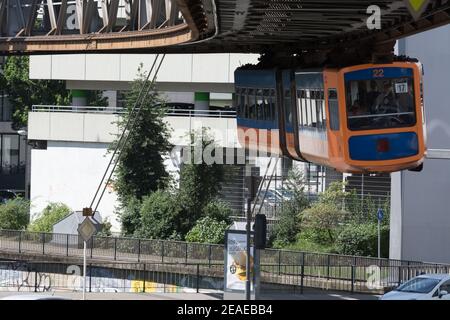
[311,90,318,128]
[256,89,264,120]
[297,90,303,126]
[236,89,244,118]
[313,91,320,129]
[321,90,326,130]
[284,90,293,127]
[248,89,256,119]
[328,89,340,131]
[244,89,250,118]
[271,89,276,120]
[241,92,247,118]
[263,89,271,121]
[317,90,325,130]
[300,90,307,127]
[306,90,312,127]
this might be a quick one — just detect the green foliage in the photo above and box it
[118,126,228,240]
[179,129,224,207]
[118,196,142,236]
[345,189,390,225]
[185,216,230,244]
[1,56,70,129]
[317,181,349,208]
[112,67,172,203]
[279,229,337,253]
[96,219,113,237]
[335,222,390,258]
[177,128,225,235]
[297,181,350,243]
[134,190,182,240]
[301,202,347,243]
[0,199,30,230]
[202,201,232,224]
[86,91,108,107]
[28,203,71,232]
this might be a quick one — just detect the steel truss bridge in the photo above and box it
[1,0,450,55]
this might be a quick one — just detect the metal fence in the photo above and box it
[1,229,450,294]
[31,105,236,118]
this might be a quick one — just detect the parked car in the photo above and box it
[258,189,282,206]
[274,189,294,201]
[0,190,17,204]
[380,274,450,300]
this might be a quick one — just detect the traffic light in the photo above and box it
[254,214,267,249]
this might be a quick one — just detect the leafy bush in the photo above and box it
[0,198,30,230]
[202,200,232,224]
[280,229,337,253]
[96,219,112,237]
[185,216,229,244]
[134,190,182,240]
[334,222,389,257]
[28,202,71,232]
[270,168,309,247]
[301,202,347,243]
[118,196,142,236]
[271,202,302,247]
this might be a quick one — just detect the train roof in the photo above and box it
[234,68,277,88]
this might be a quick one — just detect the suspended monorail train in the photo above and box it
[234,62,426,173]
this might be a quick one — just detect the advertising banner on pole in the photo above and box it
[224,230,254,293]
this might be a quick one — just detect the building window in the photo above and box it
[0,134,25,175]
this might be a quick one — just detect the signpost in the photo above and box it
[377,208,384,259]
[77,209,96,300]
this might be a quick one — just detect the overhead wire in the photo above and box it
[89,54,166,213]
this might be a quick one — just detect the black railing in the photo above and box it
[1,229,449,294]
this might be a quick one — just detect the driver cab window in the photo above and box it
[345,75,417,130]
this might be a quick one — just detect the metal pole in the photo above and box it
[245,197,251,301]
[83,240,87,300]
[378,219,381,259]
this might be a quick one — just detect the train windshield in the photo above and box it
[346,77,416,130]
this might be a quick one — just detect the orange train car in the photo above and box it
[234,62,426,173]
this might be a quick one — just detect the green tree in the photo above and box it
[112,67,172,203]
[118,196,142,236]
[300,181,349,243]
[176,129,225,235]
[271,168,309,247]
[134,190,182,240]
[28,203,71,232]
[0,199,30,230]
[185,216,230,244]
[202,201,232,224]
[1,56,71,129]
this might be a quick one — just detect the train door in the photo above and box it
[324,69,344,168]
[278,69,303,160]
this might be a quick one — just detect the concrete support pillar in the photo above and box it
[194,92,210,111]
[71,90,88,107]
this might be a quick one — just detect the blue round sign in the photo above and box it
[377,208,384,221]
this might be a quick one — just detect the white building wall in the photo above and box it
[30,141,120,232]
[389,25,450,263]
